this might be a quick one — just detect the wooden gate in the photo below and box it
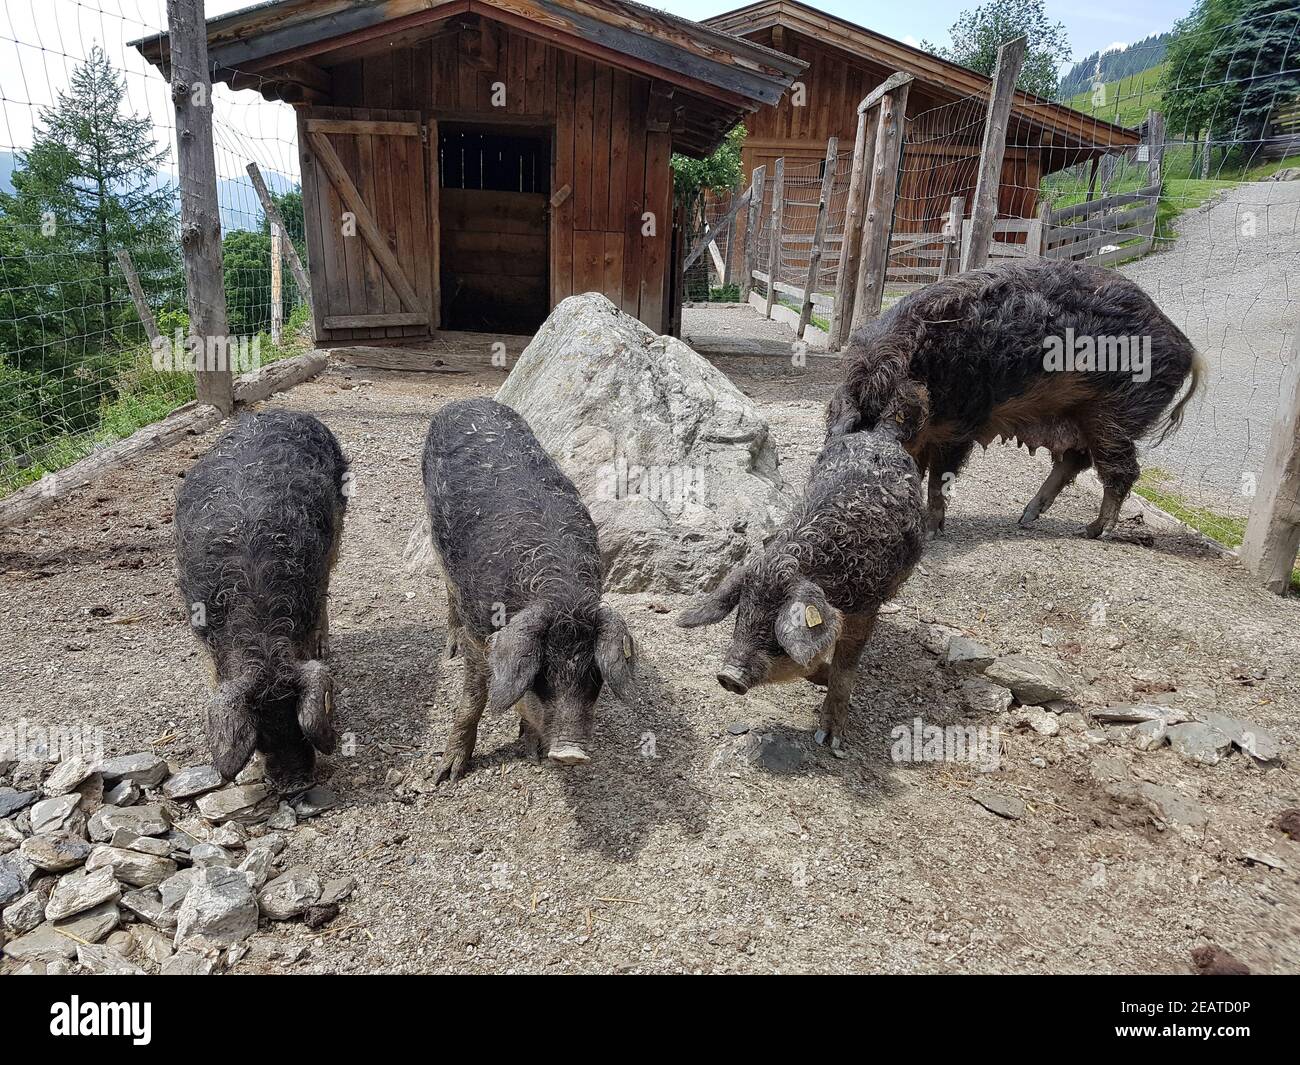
[299,107,435,343]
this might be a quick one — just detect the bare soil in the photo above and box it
[2,351,1298,974]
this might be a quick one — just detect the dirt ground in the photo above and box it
[2,350,1298,974]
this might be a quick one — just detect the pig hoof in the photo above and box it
[435,749,472,784]
[830,737,847,760]
[1084,520,1107,539]
[1018,507,1040,528]
[547,743,590,766]
[814,729,828,746]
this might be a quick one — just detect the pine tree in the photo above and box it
[919,0,1072,98]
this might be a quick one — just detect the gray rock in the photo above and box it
[173,866,259,949]
[86,845,178,887]
[0,787,38,818]
[971,789,1025,820]
[1015,707,1060,737]
[744,733,806,774]
[191,843,234,868]
[1106,780,1209,832]
[28,793,82,835]
[1195,711,1284,763]
[2,900,120,961]
[258,864,322,920]
[266,803,298,830]
[1131,719,1169,751]
[245,833,287,861]
[959,675,1014,715]
[237,848,275,890]
[119,887,174,931]
[318,876,357,907]
[166,827,201,855]
[291,786,338,820]
[162,951,215,976]
[208,823,247,848]
[725,722,751,736]
[0,851,36,905]
[109,828,172,856]
[41,755,97,797]
[0,819,25,853]
[3,890,46,934]
[234,760,266,785]
[19,833,91,873]
[196,783,272,824]
[160,868,199,910]
[130,924,176,965]
[943,635,995,672]
[76,943,145,975]
[95,753,168,788]
[1095,703,1189,725]
[103,779,141,807]
[162,765,224,801]
[489,292,790,593]
[88,803,171,842]
[45,866,120,921]
[984,656,1074,705]
[1167,722,1233,767]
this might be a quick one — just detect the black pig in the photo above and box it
[827,258,1202,538]
[420,398,635,782]
[175,410,347,789]
[677,390,925,752]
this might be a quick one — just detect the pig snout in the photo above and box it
[547,742,590,765]
[716,665,750,695]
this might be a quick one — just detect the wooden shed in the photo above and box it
[134,0,804,342]
[706,0,1140,232]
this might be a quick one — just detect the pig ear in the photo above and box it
[676,566,748,628]
[774,581,842,667]
[486,602,549,711]
[208,678,258,782]
[595,603,636,702]
[296,660,338,754]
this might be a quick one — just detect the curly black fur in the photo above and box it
[827,259,1202,536]
[175,410,347,787]
[422,398,634,780]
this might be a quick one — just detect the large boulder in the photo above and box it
[494,293,790,592]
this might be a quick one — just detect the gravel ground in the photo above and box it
[2,354,1298,974]
[1120,178,1300,515]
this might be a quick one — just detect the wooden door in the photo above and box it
[299,107,435,343]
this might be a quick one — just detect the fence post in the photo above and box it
[849,78,910,334]
[247,161,314,331]
[830,104,874,348]
[963,36,1027,272]
[740,164,766,303]
[798,137,838,339]
[1200,127,1212,179]
[764,157,785,318]
[1242,329,1300,593]
[114,250,160,343]
[270,223,284,345]
[1146,110,1165,188]
[939,195,965,278]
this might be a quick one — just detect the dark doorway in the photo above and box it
[438,124,551,333]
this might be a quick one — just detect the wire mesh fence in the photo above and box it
[0,0,311,497]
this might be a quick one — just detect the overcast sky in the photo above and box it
[0,0,1194,181]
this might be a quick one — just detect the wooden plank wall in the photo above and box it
[326,21,674,332]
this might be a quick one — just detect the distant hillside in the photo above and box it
[1058,34,1171,102]
[1067,63,1167,129]
[0,149,296,233]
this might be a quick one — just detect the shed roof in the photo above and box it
[131,0,807,156]
[705,0,1140,150]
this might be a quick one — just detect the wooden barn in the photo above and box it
[133,0,804,342]
[706,0,1140,237]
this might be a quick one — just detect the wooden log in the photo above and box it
[1242,329,1300,593]
[1200,127,1212,180]
[683,185,751,271]
[323,312,430,329]
[270,224,283,344]
[1143,109,1165,255]
[849,79,910,333]
[740,164,766,302]
[167,0,234,415]
[764,157,785,318]
[0,350,328,528]
[114,250,160,343]
[798,136,838,339]
[830,98,875,349]
[963,36,1027,271]
[939,194,964,278]
[1047,183,1161,224]
[246,162,314,317]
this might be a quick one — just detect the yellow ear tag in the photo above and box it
[622,634,633,659]
[805,604,823,628]
[895,410,906,424]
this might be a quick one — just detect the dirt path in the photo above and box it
[1120,178,1300,516]
[2,356,1298,973]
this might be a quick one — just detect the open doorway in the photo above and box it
[438,123,551,333]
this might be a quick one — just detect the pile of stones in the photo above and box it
[0,751,355,975]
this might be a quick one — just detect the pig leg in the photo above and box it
[1086,439,1139,539]
[444,584,462,661]
[518,696,545,763]
[310,594,330,659]
[435,644,488,783]
[926,442,973,536]
[813,611,876,755]
[1019,448,1092,527]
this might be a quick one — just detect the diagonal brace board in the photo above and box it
[307,130,428,320]
[684,186,752,271]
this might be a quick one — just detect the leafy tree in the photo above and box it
[920,0,1072,97]
[671,124,746,199]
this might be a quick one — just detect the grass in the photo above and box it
[1135,468,1300,592]
[1066,64,1166,128]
